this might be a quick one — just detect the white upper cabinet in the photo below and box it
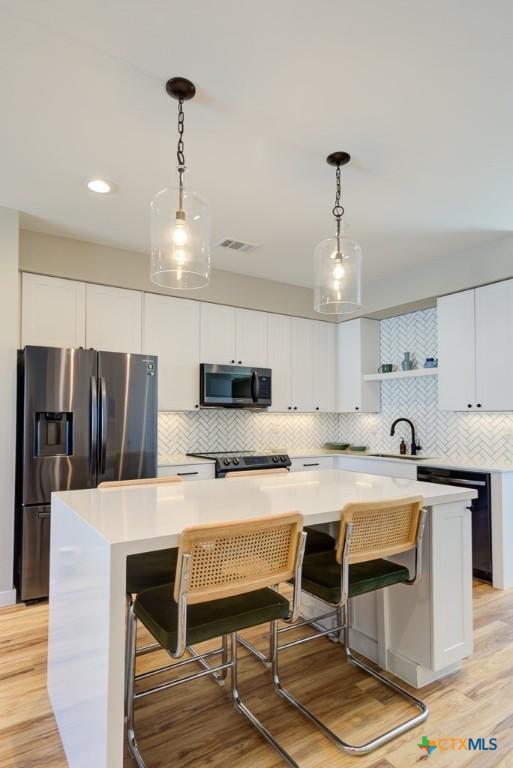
[235,308,268,367]
[200,303,235,364]
[86,284,142,353]
[437,291,476,411]
[438,279,513,411]
[200,304,268,368]
[336,318,380,413]
[267,314,292,411]
[312,321,336,412]
[475,280,513,411]
[21,273,86,349]
[290,317,314,411]
[143,294,200,411]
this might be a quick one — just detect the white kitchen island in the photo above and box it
[47,469,476,768]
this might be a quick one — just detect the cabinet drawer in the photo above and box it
[157,463,215,481]
[290,457,335,472]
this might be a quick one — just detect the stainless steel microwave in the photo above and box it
[200,363,272,408]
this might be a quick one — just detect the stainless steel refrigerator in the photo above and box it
[14,346,158,601]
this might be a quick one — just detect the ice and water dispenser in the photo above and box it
[35,412,73,457]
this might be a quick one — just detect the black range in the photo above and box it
[187,451,291,478]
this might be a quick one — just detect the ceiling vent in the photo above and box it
[215,238,259,254]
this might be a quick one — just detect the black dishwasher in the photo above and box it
[417,466,492,583]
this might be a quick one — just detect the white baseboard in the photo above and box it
[0,589,16,607]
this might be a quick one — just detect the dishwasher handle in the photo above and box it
[419,474,486,487]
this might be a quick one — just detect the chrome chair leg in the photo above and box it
[229,631,299,768]
[271,607,428,756]
[126,610,147,768]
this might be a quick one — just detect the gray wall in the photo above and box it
[19,230,325,320]
[19,229,513,322]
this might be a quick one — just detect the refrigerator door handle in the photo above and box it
[99,376,107,474]
[90,376,98,475]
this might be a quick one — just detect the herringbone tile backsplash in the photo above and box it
[159,410,339,454]
[339,308,513,462]
[159,307,513,462]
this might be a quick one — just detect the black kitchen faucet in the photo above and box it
[390,418,421,456]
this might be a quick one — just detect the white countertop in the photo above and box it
[287,448,513,474]
[55,469,475,546]
[158,448,513,473]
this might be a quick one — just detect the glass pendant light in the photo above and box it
[150,77,210,289]
[314,152,362,314]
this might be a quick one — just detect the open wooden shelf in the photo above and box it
[363,368,439,382]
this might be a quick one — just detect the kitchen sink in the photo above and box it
[367,453,434,461]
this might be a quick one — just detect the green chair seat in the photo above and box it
[304,526,335,555]
[126,548,178,595]
[134,583,290,651]
[300,550,411,604]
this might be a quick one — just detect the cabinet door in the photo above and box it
[235,308,268,367]
[200,303,235,364]
[268,314,291,411]
[337,320,361,412]
[291,317,314,411]
[437,291,476,410]
[143,294,200,411]
[86,284,142,353]
[312,321,336,412]
[21,273,86,348]
[475,279,513,411]
[336,319,380,413]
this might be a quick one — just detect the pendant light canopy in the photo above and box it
[150,77,211,290]
[314,152,362,314]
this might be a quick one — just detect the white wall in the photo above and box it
[0,208,19,605]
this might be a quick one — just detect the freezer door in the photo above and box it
[19,347,98,505]
[97,352,157,483]
[19,505,51,601]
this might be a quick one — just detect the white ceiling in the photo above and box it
[0,0,512,289]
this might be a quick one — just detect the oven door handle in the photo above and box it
[251,370,260,402]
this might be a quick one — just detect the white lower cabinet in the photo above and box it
[21,273,86,348]
[290,456,335,471]
[335,456,417,480]
[157,463,215,481]
[86,284,142,353]
[143,294,200,411]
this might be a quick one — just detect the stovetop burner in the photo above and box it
[187,450,291,477]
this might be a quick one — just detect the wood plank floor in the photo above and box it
[1,582,513,767]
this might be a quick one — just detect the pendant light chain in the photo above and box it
[177,97,186,208]
[332,163,345,254]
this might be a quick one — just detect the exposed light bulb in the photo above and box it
[333,262,345,280]
[173,220,188,246]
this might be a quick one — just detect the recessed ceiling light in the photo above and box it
[85,178,116,194]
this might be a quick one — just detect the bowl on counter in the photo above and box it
[323,442,350,450]
[349,445,368,452]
